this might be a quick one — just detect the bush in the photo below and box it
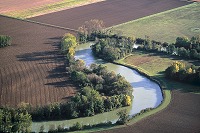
[70,122,83,131]
[116,109,129,125]
[0,35,11,48]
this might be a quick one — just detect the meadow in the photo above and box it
[112,2,200,43]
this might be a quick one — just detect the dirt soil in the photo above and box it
[30,0,190,29]
[0,16,77,107]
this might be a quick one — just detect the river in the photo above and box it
[32,43,163,132]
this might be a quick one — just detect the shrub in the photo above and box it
[0,35,11,48]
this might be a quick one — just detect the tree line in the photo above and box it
[165,61,200,85]
[0,35,11,48]
[136,36,200,60]
[77,19,200,61]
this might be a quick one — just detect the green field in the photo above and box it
[112,2,200,43]
[123,51,200,93]
[3,0,103,19]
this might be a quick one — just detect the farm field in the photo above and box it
[0,0,199,132]
[30,0,189,29]
[112,2,200,43]
[0,16,77,107]
[0,0,105,18]
[0,0,189,107]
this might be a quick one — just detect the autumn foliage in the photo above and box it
[165,61,200,85]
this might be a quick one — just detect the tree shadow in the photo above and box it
[16,36,74,88]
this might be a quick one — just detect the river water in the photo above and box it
[32,43,163,132]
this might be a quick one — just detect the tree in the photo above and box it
[78,19,105,41]
[116,109,129,125]
[176,36,190,48]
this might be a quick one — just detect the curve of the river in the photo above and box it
[32,43,163,132]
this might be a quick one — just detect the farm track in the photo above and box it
[1,1,199,132]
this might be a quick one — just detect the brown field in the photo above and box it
[1,0,199,132]
[31,0,189,29]
[0,16,77,107]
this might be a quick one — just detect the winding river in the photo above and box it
[32,43,163,132]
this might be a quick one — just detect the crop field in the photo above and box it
[0,0,105,18]
[0,0,189,107]
[0,16,77,107]
[1,0,199,132]
[112,2,200,43]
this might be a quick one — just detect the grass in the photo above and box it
[123,51,200,93]
[111,2,200,43]
[2,0,104,19]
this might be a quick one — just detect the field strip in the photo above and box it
[0,14,78,32]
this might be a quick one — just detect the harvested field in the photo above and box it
[0,16,77,107]
[31,0,189,29]
[97,90,200,133]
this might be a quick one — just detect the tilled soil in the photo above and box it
[0,16,77,107]
[31,0,190,29]
[96,90,200,133]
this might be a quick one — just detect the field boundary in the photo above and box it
[0,14,78,32]
[108,2,194,29]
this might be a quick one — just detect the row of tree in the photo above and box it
[165,61,200,85]
[0,103,32,133]
[30,33,133,121]
[0,35,11,48]
[77,19,200,61]
[136,36,200,60]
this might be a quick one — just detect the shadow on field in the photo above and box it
[16,36,73,88]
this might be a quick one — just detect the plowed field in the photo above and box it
[0,16,77,107]
[31,0,189,29]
